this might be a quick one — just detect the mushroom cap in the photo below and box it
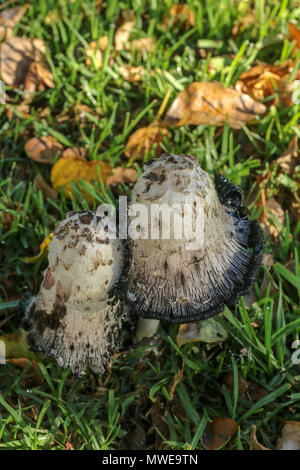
[24,211,135,376]
[125,153,263,323]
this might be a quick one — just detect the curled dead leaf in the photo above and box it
[165,82,266,129]
[0,5,28,40]
[276,422,300,450]
[176,317,228,347]
[0,37,49,87]
[115,20,135,51]
[25,136,63,164]
[24,233,54,263]
[125,126,169,160]
[85,41,103,68]
[288,23,300,51]
[7,358,44,387]
[202,417,239,450]
[250,425,269,450]
[119,65,146,82]
[107,167,137,186]
[129,37,156,53]
[35,174,58,200]
[236,61,298,107]
[276,135,299,175]
[50,153,111,201]
[261,197,285,240]
[164,4,195,29]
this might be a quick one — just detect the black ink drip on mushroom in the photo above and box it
[126,153,264,325]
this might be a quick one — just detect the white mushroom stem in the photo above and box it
[134,317,160,343]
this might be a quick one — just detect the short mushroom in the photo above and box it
[126,153,264,325]
[23,211,135,376]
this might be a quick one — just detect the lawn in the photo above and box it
[0,0,300,450]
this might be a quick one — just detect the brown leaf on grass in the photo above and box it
[129,37,156,53]
[35,174,58,200]
[125,126,169,160]
[107,167,137,186]
[164,4,195,29]
[25,136,63,164]
[23,61,55,101]
[276,422,300,450]
[7,358,44,387]
[276,134,299,175]
[165,82,266,129]
[236,61,298,107]
[202,417,239,450]
[250,425,269,450]
[231,12,256,37]
[260,197,285,240]
[223,371,248,398]
[50,153,111,201]
[288,23,300,50]
[85,41,103,69]
[119,65,146,82]
[0,5,28,40]
[0,37,50,87]
[5,102,30,120]
[115,20,135,51]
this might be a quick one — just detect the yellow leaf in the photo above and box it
[50,153,111,201]
[24,233,53,263]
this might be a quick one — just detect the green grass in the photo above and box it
[0,0,300,450]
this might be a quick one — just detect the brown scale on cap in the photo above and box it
[125,153,264,323]
[23,211,135,376]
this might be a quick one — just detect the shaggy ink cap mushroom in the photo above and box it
[23,210,135,376]
[126,153,264,323]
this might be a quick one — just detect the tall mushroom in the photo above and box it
[125,153,263,325]
[23,211,135,376]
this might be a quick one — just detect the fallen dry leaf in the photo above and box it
[119,65,146,82]
[289,23,300,50]
[35,174,58,200]
[85,40,103,68]
[7,358,44,386]
[176,317,228,346]
[24,61,54,95]
[236,61,298,107]
[165,82,266,129]
[129,37,156,53]
[276,134,299,175]
[107,167,137,186]
[0,5,28,40]
[223,371,248,398]
[25,136,63,164]
[202,417,239,450]
[0,37,50,87]
[50,153,111,201]
[125,125,169,160]
[250,425,269,450]
[164,4,195,29]
[115,20,135,51]
[25,233,53,263]
[276,421,300,450]
[261,197,285,240]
